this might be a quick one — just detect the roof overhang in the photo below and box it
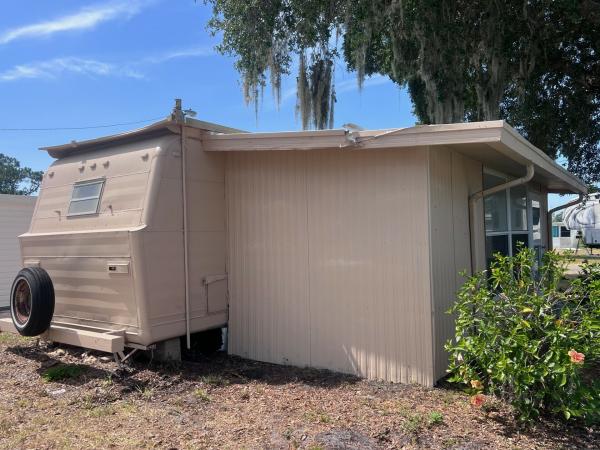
[40,118,586,195]
[202,120,587,195]
[41,117,244,159]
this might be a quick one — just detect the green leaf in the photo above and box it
[560,373,567,387]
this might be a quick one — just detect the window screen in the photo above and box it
[68,179,104,216]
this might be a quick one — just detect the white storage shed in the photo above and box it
[0,194,36,308]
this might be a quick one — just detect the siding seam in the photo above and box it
[304,151,312,366]
[426,147,437,386]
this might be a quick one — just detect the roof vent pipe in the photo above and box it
[468,163,535,274]
[171,98,184,123]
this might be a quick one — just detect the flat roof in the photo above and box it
[201,120,587,194]
[41,118,586,194]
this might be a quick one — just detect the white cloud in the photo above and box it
[141,46,214,64]
[335,74,391,94]
[0,57,143,81]
[0,45,215,82]
[0,0,151,45]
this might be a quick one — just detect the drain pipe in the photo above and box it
[468,163,535,273]
[546,194,584,251]
[172,99,191,350]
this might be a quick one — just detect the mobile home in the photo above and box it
[0,103,586,386]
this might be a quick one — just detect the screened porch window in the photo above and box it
[484,170,540,268]
[67,179,105,216]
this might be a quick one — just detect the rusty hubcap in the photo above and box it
[13,279,32,325]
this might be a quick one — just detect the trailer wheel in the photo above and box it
[10,267,55,337]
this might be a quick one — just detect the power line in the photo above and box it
[0,116,165,131]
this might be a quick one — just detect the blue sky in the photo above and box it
[0,1,414,167]
[0,0,572,207]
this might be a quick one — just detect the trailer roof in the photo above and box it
[40,117,243,159]
[41,118,586,194]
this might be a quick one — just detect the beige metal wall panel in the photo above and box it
[20,230,138,329]
[226,151,311,367]
[0,195,36,307]
[44,256,137,328]
[144,177,183,232]
[428,147,483,380]
[306,149,433,385]
[187,180,226,232]
[20,231,131,258]
[187,231,227,316]
[140,231,185,328]
[143,137,182,232]
[30,143,160,234]
[226,148,434,385]
[184,137,228,321]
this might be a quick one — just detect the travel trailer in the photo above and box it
[0,101,586,386]
[552,193,600,251]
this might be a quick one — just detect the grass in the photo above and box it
[41,364,87,382]
[402,413,425,434]
[136,385,154,400]
[194,388,211,402]
[0,333,31,345]
[428,411,444,426]
[199,374,230,387]
[304,409,332,424]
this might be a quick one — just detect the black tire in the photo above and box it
[10,267,55,337]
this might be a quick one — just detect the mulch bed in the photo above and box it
[0,334,597,449]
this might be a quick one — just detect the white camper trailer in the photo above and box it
[553,193,600,251]
[0,102,587,386]
[0,106,237,357]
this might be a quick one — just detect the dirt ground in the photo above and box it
[0,334,597,450]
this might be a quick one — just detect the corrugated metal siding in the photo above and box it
[226,148,434,385]
[428,148,482,380]
[0,195,35,307]
[226,151,311,367]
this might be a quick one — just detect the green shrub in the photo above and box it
[446,248,600,423]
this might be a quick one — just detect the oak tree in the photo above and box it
[206,0,600,184]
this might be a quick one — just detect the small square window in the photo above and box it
[68,179,104,216]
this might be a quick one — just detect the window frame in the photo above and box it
[483,168,541,259]
[67,178,105,217]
